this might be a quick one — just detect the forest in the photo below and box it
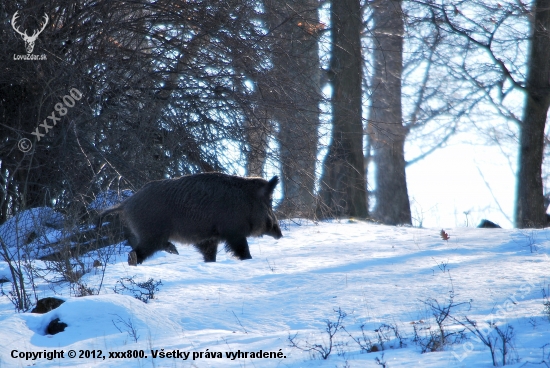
[2,0,549,229]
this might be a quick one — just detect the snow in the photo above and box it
[0,207,65,249]
[0,208,66,272]
[0,192,132,273]
[88,190,134,211]
[0,219,549,367]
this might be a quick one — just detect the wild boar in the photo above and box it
[97,172,282,264]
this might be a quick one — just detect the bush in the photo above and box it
[113,276,162,303]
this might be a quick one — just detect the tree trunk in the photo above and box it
[318,0,367,219]
[368,0,411,225]
[244,114,270,177]
[515,0,550,228]
[263,0,321,218]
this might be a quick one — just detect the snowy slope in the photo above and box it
[0,220,549,367]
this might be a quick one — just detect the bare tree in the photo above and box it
[263,0,322,218]
[515,0,550,227]
[418,0,549,228]
[0,0,294,223]
[367,0,411,225]
[318,0,368,218]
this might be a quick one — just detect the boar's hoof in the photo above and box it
[164,242,179,255]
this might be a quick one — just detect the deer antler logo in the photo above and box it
[11,11,49,54]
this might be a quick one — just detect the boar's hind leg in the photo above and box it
[225,236,252,260]
[195,239,219,262]
[133,249,146,264]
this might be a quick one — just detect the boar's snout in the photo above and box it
[266,221,283,239]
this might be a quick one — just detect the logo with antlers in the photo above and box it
[11,11,48,54]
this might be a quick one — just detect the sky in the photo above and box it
[406,139,517,229]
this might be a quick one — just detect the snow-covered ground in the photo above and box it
[1,219,549,367]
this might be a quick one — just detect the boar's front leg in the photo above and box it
[195,239,219,262]
[163,242,179,255]
[225,236,252,260]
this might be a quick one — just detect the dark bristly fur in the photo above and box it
[97,173,282,264]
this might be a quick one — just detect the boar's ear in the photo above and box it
[267,176,279,193]
[259,176,279,198]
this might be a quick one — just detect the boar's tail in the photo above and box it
[96,206,122,229]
